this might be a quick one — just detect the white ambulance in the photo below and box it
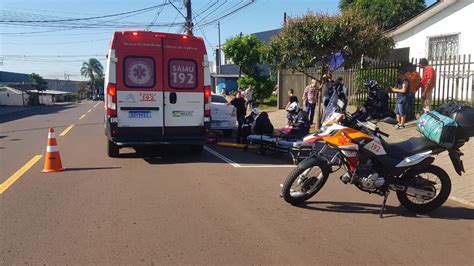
[104,31,211,157]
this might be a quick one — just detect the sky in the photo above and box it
[0,0,436,81]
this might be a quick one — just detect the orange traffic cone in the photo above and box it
[42,128,64,173]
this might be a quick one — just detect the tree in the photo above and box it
[223,34,275,102]
[222,34,265,77]
[29,73,48,91]
[339,0,426,30]
[268,10,394,79]
[237,75,275,101]
[268,9,394,126]
[80,58,104,97]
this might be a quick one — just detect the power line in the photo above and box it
[167,1,184,32]
[194,0,229,25]
[195,0,256,29]
[0,8,180,35]
[147,0,167,30]
[2,38,110,46]
[0,3,170,23]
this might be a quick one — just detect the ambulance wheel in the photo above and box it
[190,145,203,154]
[107,139,119,158]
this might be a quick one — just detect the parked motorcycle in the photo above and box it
[281,120,468,217]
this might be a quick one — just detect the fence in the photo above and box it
[277,54,474,112]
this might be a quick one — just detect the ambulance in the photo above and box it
[104,31,211,157]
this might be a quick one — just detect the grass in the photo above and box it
[256,94,277,110]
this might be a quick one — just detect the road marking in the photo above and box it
[93,102,101,108]
[0,155,43,194]
[79,114,86,120]
[87,109,92,113]
[204,146,239,167]
[59,124,75,137]
[204,146,295,168]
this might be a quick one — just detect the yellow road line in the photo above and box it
[79,114,86,120]
[0,155,43,194]
[59,124,75,137]
[87,109,92,113]
[93,102,100,108]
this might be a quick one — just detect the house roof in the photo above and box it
[385,0,457,37]
[27,89,71,95]
[0,71,31,84]
[252,28,282,43]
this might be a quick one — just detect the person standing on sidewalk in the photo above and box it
[405,64,421,120]
[320,74,333,109]
[244,85,254,110]
[391,68,411,129]
[228,90,247,143]
[419,58,436,113]
[302,79,319,125]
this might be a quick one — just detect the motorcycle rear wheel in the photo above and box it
[282,165,329,205]
[397,165,451,214]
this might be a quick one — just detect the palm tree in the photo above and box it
[80,58,104,98]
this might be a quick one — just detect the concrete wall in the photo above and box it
[394,1,474,59]
[0,89,25,106]
[39,94,53,105]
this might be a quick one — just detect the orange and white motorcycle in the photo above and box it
[281,121,467,217]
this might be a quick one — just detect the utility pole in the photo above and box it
[217,21,221,91]
[184,0,193,35]
[238,32,243,78]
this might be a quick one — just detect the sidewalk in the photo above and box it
[265,107,474,207]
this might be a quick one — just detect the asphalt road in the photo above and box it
[1,102,473,264]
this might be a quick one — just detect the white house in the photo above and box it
[386,0,474,101]
[0,86,27,106]
[387,0,474,60]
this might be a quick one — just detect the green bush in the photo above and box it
[237,76,275,102]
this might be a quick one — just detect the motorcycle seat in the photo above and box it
[380,137,443,160]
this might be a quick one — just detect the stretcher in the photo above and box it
[245,134,315,164]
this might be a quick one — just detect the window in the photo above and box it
[169,59,197,89]
[428,34,459,60]
[124,56,155,88]
[211,95,228,103]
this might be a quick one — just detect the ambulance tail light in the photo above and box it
[204,86,211,117]
[106,83,117,117]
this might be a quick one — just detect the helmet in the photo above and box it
[287,102,299,112]
[364,80,378,89]
[251,108,260,116]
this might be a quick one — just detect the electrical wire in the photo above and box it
[195,0,256,29]
[0,3,170,23]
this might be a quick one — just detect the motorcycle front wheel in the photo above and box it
[397,165,451,214]
[282,165,329,205]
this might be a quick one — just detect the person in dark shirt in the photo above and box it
[253,112,274,135]
[228,90,247,143]
[391,69,411,129]
[328,77,348,111]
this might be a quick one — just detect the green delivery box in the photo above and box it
[417,111,458,149]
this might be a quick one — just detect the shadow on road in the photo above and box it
[65,167,122,171]
[118,146,226,165]
[0,122,102,134]
[298,201,474,220]
[0,104,76,124]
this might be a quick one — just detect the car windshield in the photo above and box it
[211,95,228,103]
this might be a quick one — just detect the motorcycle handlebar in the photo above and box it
[377,130,390,138]
[355,120,390,138]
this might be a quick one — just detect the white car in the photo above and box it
[211,94,237,136]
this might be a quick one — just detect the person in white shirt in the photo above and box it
[244,85,254,110]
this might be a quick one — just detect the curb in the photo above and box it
[448,196,474,208]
